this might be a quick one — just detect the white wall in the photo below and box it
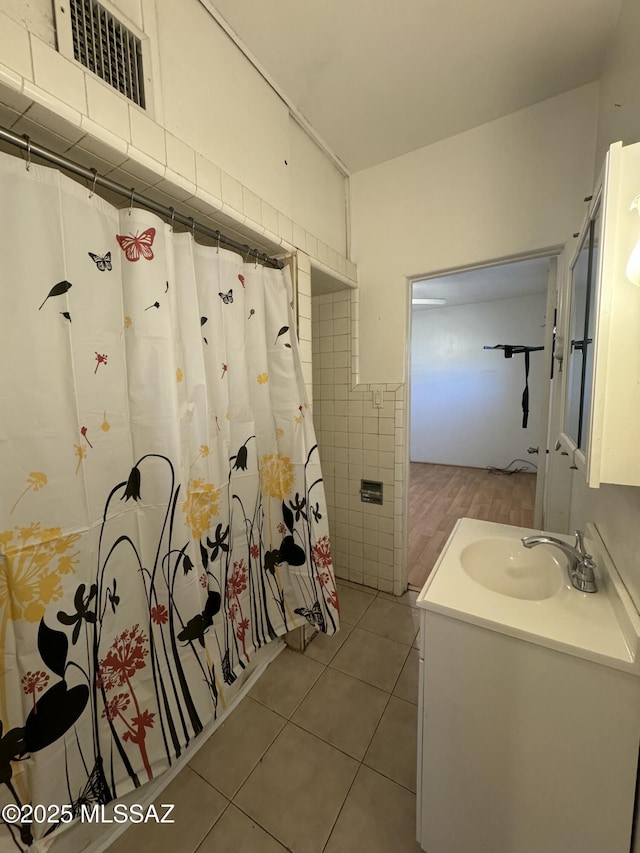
[411,293,547,468]
[594,0,640,172]
[349,83,599,384]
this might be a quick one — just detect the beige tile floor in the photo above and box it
[109,582,423,853]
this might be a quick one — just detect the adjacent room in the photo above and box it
[408,257,549,587]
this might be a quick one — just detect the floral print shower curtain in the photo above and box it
[0,152,338,850]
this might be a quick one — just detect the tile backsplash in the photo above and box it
[312,289,407,595]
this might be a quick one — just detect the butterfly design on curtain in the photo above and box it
[294,600,326,632]
[88,251,112,271]
[116,228,156,262]
[218,289,233,304]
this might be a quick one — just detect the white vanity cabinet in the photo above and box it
[416,518,640,853]
[559,139,640,487]
[416,612,639,853]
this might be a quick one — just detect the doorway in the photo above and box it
[407,255,556,589]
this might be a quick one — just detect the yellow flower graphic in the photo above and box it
[176,368,184,383]
[0,525,80,623]
[276,428,285,438]
[74,444,87,474]
[257,373,269,385]
[259,454,295,500]
[10,472,47,514]
[124,316,132,329]
[101,412,111,432]
[0,524,79,726]
[182,479,222,540]
[189,445,210,471]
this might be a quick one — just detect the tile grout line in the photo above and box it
[197,589,417,852]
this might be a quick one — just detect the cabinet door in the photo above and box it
[556,140,640,487]
[587,141,640,486]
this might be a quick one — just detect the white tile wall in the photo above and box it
[0,28,357,288]
[296,252,313,398]
[165,132,197,184]
[86,76,132,144]
[129,104,166,163]
[30,34,86,113]
[0,13,33,81]
[312,290,407,595]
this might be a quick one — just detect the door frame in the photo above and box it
[533,256,558,528]
[404,248,562,587]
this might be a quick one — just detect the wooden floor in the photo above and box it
[407,462,536,590]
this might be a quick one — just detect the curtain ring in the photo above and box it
[88,168,98,198]
[23,135,31,171]
[216,231,221,254]
[128,187,135,216]
[244,245,251,264]
[169,206,176,232]
[190,217,196,239]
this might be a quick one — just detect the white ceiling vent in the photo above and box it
[55,0,149,109]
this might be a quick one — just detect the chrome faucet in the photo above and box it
[521,530,598,593]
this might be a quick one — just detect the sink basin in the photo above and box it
[417,518,640,674]
[460,538,565,600]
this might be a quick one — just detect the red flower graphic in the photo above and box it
[97,624,149,689]
[250,544,259,560]
[132,709,155,730]
[226,560,248,598]
[312,536,332,569]
[101,692,130,721]
[97,625,154,780]
[200,573,208,589]
[226,560,250,659]
[21,670,50,712]
[150,604,168,625]
[327,589,339,612]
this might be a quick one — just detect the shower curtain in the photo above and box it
[0,152,338,850]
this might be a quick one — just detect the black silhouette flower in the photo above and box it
[58,583,97,644]
[288,493,307,522]
[107,579,120,613]
[207,523,229,561]
[264,549,281,575]
[233,445,248,471]
[182,553,194,576]
[122,465,141,502]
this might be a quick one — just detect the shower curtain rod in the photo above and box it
[0,126,285,269]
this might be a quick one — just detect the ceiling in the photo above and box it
[412,256,551,309]
[209,0,622,173]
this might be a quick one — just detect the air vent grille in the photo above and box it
[69,0,145,108]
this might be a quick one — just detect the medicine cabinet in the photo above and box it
[558,140,640,488]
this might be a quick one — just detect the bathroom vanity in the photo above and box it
[416,518,640,853]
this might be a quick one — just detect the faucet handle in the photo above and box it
[574,530,590,558]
